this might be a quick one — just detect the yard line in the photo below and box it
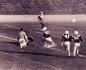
[6,25,42,34]
[0,34,17,41]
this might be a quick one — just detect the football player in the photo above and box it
[17,28,28,51]
[72,31,83,56]
[41,25,55,48]
[61,30,73,56]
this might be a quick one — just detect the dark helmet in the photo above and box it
[20,28,23,31]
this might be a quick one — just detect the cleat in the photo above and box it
[76,54,79,56]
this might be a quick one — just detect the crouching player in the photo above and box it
[41,25,55,48]
[72,31,83,56]
[61,31,73,56]
[17,28,28,51]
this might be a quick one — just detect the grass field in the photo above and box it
[0,22,86,70]
[0,22,86,54]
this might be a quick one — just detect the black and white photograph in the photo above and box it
[0,0,86,70]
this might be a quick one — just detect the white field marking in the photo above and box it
[1,52,58,70]
[0,34,17,41]
[6,25,33,32]
[78,54,86,58]
[6,25,42,34]
[6,25,20,29]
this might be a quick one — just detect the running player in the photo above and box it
[41,25,55,48]
[38,11,45,25]
[38,11,55,48]
[38,11,44,21]
[61,30,73,56]
[72,31,83,56]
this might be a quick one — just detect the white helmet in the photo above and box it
[74,31,79,35]
[45,30,50,34]
[65,30,69,34]
[40,11,43,14]
[41,26,47,32]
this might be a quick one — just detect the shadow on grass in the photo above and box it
[0,49,85,59]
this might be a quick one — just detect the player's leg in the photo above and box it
[73,43,77,56]
[67,42,71,56]
[63,42,67,50]
[45,37,55,48]
[18,39,23,48]
[19,42,23,51]
[76,47,79,56]
[48,37,55,47]
[19,39,27,51]
[64,42,71,56]
[76,43,80,56]
[20,44,22,49]
[43,41,48,48]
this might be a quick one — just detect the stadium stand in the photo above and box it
[0,0,85,14]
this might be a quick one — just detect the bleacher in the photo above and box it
[0,0,85,14]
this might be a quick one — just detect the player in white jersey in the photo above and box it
[17,28,28,51]
[61,31,73,56]
[72,31,83,56]
[41,25,55,48]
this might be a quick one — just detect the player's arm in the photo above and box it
[79,36,83,41]
[38,15,42,21]
[24,32,28,43]
[79,36,86,44]
[70,35,74,41]
[61,35,64,42]
[61,36,64,46]
[17,33,19,40]
[38,15,45,28]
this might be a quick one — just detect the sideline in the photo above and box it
[0,15,85,22]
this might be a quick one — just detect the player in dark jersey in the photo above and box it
[41,25,55,48]
[38,11,45,25]
[38,11,55,48]
[61,30,73,56]
[72,31,83,56]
